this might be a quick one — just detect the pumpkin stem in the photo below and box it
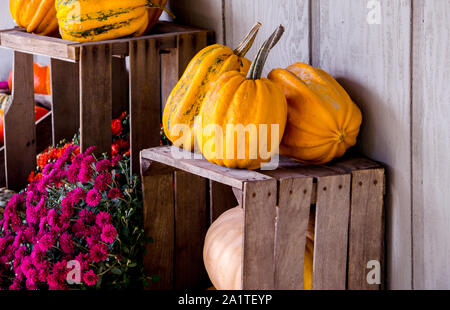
[146,1,176,19]
[233,22,262,57]
[247,25,285,80]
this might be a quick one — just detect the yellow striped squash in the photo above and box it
[162,23,262,151]
[56,0,168,42]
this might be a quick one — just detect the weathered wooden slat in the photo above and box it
[313,174,351,290]
[111,57,129,118]
[141,168,175,290]
[224,0,310,75]
[161,48,178,111]
[348,168,385,290]
[0,30,79,61]
[50,58,80,145]
[4,51,35,191]
[36,112,53,153]
[209,181,237,223]
[129,39,161,176]
[141,147,272,190]
[242,179,277,289]
[174,170,209,289]
[274,176,313,290]
[79,45,112,157]
[412,0,450,290]
[316,0,412,289]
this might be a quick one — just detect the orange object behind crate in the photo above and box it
[0,105,49,144]
[8,63,51,95]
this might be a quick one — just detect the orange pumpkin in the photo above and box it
[0,103,49,145]
[8,63,51,95]
[268,63,362,164]
[195,26,287,169]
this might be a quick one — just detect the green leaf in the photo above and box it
[111,268,123,275]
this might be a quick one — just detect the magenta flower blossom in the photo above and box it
[94,172,112,192]
[37,233,54,252]
[107,188,122,199]
[96,159,111,172]
[83,270,99,286]
[95,212,112,228]
[0,143,138,290]
[86,189,102,207]
[101,224,118,244]
[89,243,108,263]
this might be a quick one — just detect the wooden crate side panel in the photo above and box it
[275,177,313,290]
[50,58,80,145]
[129,39,162,176]
[315,0,412,289]
[161,48,179,111]
[79,45,112,157]
[174,171,209,289]
[242,179,277,290]
[348,169,385,290]
[412,0,450,290]
[210,181,237,223]
[4,51,36,191]
[112,57,129,118]
[141,147,272,190]
[224,0,310,75]
[141,167,175,290]
[313,174,351,290]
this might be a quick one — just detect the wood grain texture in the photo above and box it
[209,181,237,223]
[4,51,35,191]
[274,176,313,290]
[141,169,175,290]
[313,174,351,290]
[169,0,224,44]
[224,0,310,75]
[412,0,450,290]
[129,39,161,176]
[242,179,277,290]
[112,57,129,118]
[161,48,179,111]
[79,45,112,157]
[348,169,385,290]
[50,58,80,145]
[315,0,412,289]
[174,171,209,289]
[141,147,272,190]
[0,30,79,61]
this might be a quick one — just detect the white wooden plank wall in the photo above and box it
[314,0,412,290]
[224,0,310,76]
[412,0,450,290]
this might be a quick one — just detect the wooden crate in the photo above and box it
[140,146,386,290]
[0,22,211,190]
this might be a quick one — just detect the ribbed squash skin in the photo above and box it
[8,63,51,95]
[163,45,252,151]
[269,63,362,165]
[56,0,166,42]
[203,207,314,290]
[195,71,287,170]
[9,0,59,36]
